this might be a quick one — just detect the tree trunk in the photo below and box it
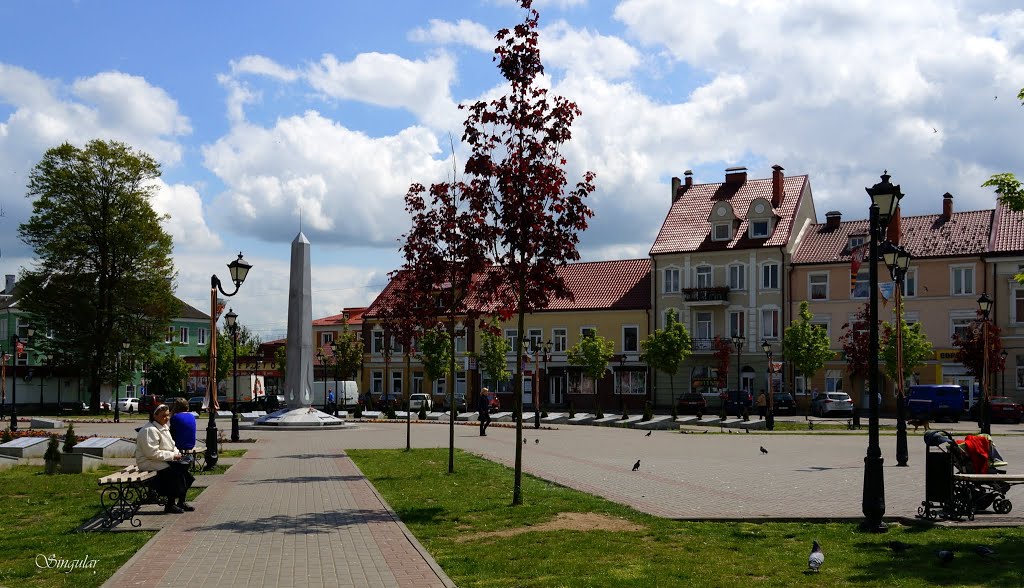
[513,283,527,505]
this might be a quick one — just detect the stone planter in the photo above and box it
[60,452,103,474]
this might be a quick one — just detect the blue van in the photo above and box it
[906,385,965,422]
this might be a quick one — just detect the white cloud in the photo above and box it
[408,19,494,51]
[230,55,300,82]
[489,0,587,9]
[540,21,642,79]
[150,180,221,253]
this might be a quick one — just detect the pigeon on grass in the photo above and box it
[808,541,824,572]
[936,550,955,564]
[632,460,641,471]
[887,540,912,554]
[975,545,996,557]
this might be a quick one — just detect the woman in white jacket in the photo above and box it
[135,404,195,513]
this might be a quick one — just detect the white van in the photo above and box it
[312,380,360,407]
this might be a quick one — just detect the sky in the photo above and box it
[1,0,1022,341]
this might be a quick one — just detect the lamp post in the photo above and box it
[618,353,626,415]
[861,170,903,533]
[10,331,26,430]
[317,348,327,413]
[225,308,240,442]
[762,340,775,431]
[0,349,7,420]
[114,338,129,423]
[732,334,745,393]
[205,252,253,470]
[978,293,993,435]
[332,345,341,417]
[883,242,912,466]
[1001,349,1009,395]
[529,339,542,429]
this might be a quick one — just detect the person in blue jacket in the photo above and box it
[169,397,197,451]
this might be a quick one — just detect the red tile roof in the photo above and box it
[650,174,809,255]
[793,210,994,264]
[365,259,651,317]
[991,203,1024,253]
[312,307,366,327]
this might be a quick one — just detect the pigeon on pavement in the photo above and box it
[808,541,824,572]
[632,460,641,471]
[535,438,539,444]
[760,446,768,455]
[887,541,912,554]
[523,438,527,445]
[975,545,996,557]
[936,550,955,564]
[645,431,652,437]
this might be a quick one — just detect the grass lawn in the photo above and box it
[0,465,155,588]
[349,448,1024,588]
[218,449,248,458]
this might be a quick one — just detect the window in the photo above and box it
[761,263,779,289]
[695,265,712,288]
[903,268,917,297]
[454,332,466,353]
[695,312,713,342]
[391,336,403,355]
[951,266,975,296]
[412,372,424,395]
[622,325,639,353]
[809,273,829,300]
[713,222,731,241]
[825,370,843,393]
[848,236,866,249]
[951,316,974,341]
[810,320,831,340]
[504,329,518,354]
[750,219,770,238]
[0,320,6,342]
[371,330,384,354]
[320,332,333,347]
[728,311,745,338]
[761,308,779,339]
[569,372,597,395]
[197,328,207,346]
[580,326,596,339]
[664,267,680,293]
[433,377,446,396]
[371,371,384,394]
[1017,355,1023,389]
[165,326,174,344]
[391,371,403,396]
[728,264,745,290]
[615,370,647,395]
[852,270,869,299]
[1014,289,1024,324]
[663,309,680,328]
[527,328,543,352]
[552,328,567,353]
[179,327,189,345]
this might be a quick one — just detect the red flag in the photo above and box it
[15,340,24,355]
[850,245,866,293]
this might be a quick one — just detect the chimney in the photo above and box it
[684,170,693,188]
[886,206,901,244]
[771,164,785,207]
[942,192,953,221]
[824,211,842,229]
[724,166,747,185]
[671,176,681,204]
[4,275,13,294]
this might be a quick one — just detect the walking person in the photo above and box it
[327,389,336,416]
[757,389,767,420]
[478,387,492,436]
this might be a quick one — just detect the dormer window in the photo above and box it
[848,235,866,250]
[713,222,732,241]
[750,219,771,238]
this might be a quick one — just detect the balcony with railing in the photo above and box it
[682,287,730,304]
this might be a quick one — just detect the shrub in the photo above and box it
[0,428,12,443]
[62,423,78,453]
[354,405,363,419]
[568,402,575,418]
[418,407,427,420]
[621,411,629,420]
[541,411,548,418]
[595,408,604,419]
[671,404,678,419]
[44,434,61,463]
[642,403,653,422]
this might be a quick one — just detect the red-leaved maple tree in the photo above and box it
[712,337,732,390]
[952,312,1006,387]
[460,0,596,505]
[839,303,876,402]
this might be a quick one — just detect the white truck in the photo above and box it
[312,380,360,407]
[222,374,267,402]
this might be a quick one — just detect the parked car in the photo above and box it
[811,392,855,417]
[677,393,707,414]
[188,396,207,413]
[375,393,402,411]
[968,397,1023,424]
[116,397,139,413]
[723,389,753,417]
[409,393,432,411]
[772,392,797,416]
[139,394,162,414]
[907,384,965,422]
[440,392,468,412]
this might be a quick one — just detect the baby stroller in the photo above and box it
[918,431,1019,521]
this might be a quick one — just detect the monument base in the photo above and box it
[247,407,355,430]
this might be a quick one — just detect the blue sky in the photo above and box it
[1,0,1022,340]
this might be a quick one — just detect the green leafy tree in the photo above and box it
[331,317,364,383]
[881,302,934,389]
[641,310,693,410]
[273,345,287,382]
[567,330,614,418]
[418,326,452,395]
[982,87,1024,284]
[18,139,179,413]
[62,422,77,453]
[783,301,836,392]
[476,318,512,396]
[145,350,191,398]
[200,323,262,383]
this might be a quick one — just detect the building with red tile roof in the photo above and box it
[988,202,1024,395]
[649,165,817,406]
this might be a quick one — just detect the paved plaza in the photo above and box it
[49,417,1024,587]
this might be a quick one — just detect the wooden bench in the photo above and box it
[97,465,159,528]
[179,442,207,473]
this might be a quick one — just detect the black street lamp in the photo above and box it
[114,338,129,423]
[206,252,252,469]
[317,348,327,413]
[332,345,341,417]
[732,335,745,392]
[10,326,35,431]
[861,170,903,533]
[978,292,993,435]
[0,349,7,420]
[225,308,240,442]
[761,340,775,431]
[883,242,912,467]
[618,353,626,415]
[543,340,552,414]
[528,339,542,429]
[1001,349,1009,396]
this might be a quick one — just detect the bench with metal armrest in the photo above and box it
[97,465,160,528]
